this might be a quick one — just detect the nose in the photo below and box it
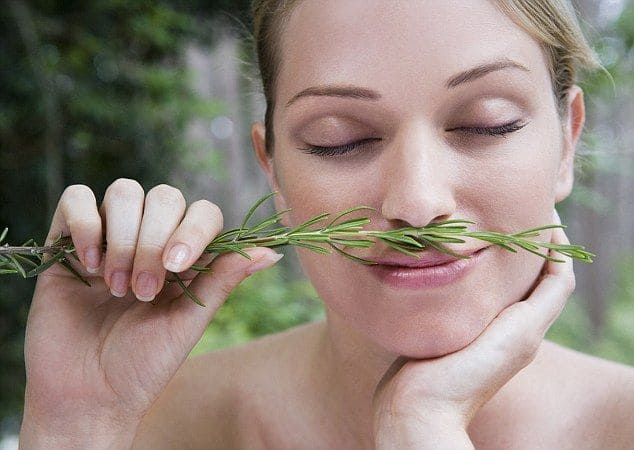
[380,124,457,227]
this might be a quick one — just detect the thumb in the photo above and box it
[169,247,284,343]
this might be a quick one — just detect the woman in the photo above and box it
[19,0,634,448]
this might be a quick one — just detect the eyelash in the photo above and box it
[299,120,528,157]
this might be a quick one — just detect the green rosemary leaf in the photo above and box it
[326,218,372,233]
[244,209,293,236]
[329,238,375,248]
[288,233,331,242]
[511,224,564,237]
[58,259,92,286]
[173,272,206,307]
[26,252,66,277]
[287,213,331,234]
[326,206,375,229]
[376,235,424,250]
[0,228,7,243]
[7,255,27,278]
[20,239,35,248]
[416,238,470,259]
[432,219,476,226]
[514,241,565,262]
[414,233,466,244]
[513,239,541,251]
[491,242,518,253]
[13,254,40,269]
[330,244,376,265]
[380,239,422,257]
[239,191,277,232]
[289,240,331,254]
[212,228,243,242]
[212,243,253,259]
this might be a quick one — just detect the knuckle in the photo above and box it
[108,240,137,255]
[66,216,100,233]
[104,246,136,272]
[146,184,186,208]
[215,281,235,300]
[567,272,577,294]
[105,178,144,199]
[138,241,166,254]
[184,222,212,244]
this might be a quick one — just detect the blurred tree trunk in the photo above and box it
[179,25,272,227]
[570,0,634,337]
[8,0,63,221]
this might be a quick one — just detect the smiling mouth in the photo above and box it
[370,246,488,268]
[368,247,489,289]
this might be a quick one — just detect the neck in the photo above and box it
[309,308,401,448]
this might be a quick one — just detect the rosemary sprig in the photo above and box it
[0,192,595,306]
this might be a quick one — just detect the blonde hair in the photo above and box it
[250,0,602,156]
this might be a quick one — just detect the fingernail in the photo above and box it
[165,244,191,272]
[246,253,284,275]
[553,208,561,223]
[135,271,158,301]
[110,271,129,297]
[84,246,101,273]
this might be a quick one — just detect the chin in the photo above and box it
[371,316,490,360]
[366,255,546,360]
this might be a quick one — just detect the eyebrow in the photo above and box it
[444,58,530,89]
[285,85,380,108]
[285,58,530,108]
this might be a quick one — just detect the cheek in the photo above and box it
[459,127,562,231]
[274,153,371,227]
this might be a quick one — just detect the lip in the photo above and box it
[368,246,489,289]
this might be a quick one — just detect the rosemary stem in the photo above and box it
[0,245,69,256]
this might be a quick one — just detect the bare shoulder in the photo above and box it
[470,340,634,450]
[132,321,320,450]
[541,341,634,449]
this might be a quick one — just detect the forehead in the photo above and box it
[277,0,550,105]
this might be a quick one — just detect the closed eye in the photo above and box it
[298,138,380,157]
[446,119,528,136]
[298,120,528,158]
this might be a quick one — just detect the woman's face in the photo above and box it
[254,0,580,358]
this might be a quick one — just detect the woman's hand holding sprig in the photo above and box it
[19,180,284,449]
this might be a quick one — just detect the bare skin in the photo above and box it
[133,323,634,450]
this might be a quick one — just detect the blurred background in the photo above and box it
[0,0,632,446]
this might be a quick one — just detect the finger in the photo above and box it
[100,178,145,297]
[162,199,223,273]
[46,185,103,274]
[167,247,284,350]
[131,184,186,301]
[373,355,410,406]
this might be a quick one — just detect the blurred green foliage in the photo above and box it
[0,0,250,426]
[191,261,325,355]
[547,255,634,365]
